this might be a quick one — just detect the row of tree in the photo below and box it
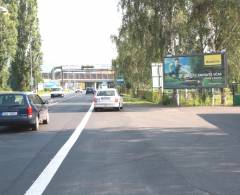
[0,0,42,91]
[113,0,240,90]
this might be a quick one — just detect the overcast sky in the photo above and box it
[38,0,122,71]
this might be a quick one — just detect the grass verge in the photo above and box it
[123,94,154,105]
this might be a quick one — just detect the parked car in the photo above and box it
[50,87,64,98]
[0,92,49,130]
[93,88,123,111]
[86,87,95,95]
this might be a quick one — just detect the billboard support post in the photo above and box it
[176,89,180,106]
[221,52,227,105]
[185,89,188,102]
[173,89,180,106]
[212,88,215,106]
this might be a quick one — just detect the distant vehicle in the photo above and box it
[50,87,64,98]
[86,87,95,95]
[0,92,49,130]
[93,88,123,111]
[99,82,108,89]
[75,88,83,93]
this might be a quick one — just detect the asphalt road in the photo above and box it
[1,94,240,195]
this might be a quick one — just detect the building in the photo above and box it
[42,65,115,89]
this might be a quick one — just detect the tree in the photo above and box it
[114,0,186,91]
[0,0,18,90]
[11,0,42,91]
[113,0,240,90]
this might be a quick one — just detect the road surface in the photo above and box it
[1,93,240,195]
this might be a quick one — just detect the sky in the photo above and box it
[37,0,122,72]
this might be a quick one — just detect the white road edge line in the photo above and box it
[25,103,94,195]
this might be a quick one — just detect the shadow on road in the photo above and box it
[0,126,33,134]
[62,126,240,195]
[199,113,240,139]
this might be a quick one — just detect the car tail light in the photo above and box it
[93,97,97,103]
[26,106,32,118]
[115,97,119,102]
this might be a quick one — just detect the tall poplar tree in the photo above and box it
[0,0,18,90]
[11,0,42,91]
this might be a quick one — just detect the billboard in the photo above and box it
[163,53,227,89]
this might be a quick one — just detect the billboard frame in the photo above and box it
[163,52,227,89]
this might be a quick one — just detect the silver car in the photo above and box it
[93,88,123,111]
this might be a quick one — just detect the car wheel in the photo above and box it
[94,108,99,112]
[120,102,123,109]
[43,112,50,124]
[32,116,39,131]
[51,95,54,98]
[115,105,120,111]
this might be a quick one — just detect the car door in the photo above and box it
[34,95,48,122]
[28,95,44,121]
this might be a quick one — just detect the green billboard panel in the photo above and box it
[163,53,226,89]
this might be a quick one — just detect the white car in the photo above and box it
[50,87,64,98]
[93,88,123,111]
[75,88,83,93]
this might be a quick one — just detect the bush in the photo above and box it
[136,90,161,104]
[44,88,51,92]
[162,93,172,105]
[144,91,153,102]
[152,91,161,104]
[130,88,233,106]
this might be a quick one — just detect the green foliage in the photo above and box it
[123,94,153,104]
[132,88,233,106]
[0,0,18,89]
[162,94,172,105]
[152,91,162,104]
[114,0,240,90]
[0,0,42,91]
[11,0,42,91]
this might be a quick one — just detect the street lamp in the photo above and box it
[0,6,8,14]
[26,37,36,92]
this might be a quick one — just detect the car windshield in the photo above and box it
[97,90,115,96]
[52,88,62,91]
[0,94,25,106]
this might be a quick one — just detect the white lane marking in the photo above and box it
[25,103,94,195]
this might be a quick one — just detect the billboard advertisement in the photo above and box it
[163,53,227,89]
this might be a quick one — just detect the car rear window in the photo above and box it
[0,94,25,106]
[97,90,115,96]
[52,88,62,91]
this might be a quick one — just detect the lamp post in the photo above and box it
[30,41,33,91]
[27,37,37,92]
[0,6,8,88]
